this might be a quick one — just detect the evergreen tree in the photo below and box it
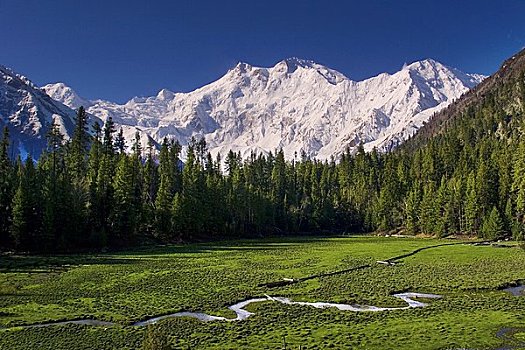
[11,156,43,250]
[68,106,90,182]
[404,185,421,234]
[41,122,69,250]
[465,172,480,234]
[271,150,287,226]
[0,127,14,248]
[87,122,104,247]
[142,140,158,235]
[481,206,505,240]
[513,140,525,224]
[419,181,437,234]
[155,139,174,239]
[115,127,126,154]
[111,156,135,245]
[96,118,116,245]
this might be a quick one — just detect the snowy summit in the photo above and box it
[3,58,484,160]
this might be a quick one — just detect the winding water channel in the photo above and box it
[9,292,442,329]
[503,284,525,297]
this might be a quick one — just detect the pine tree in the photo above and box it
[41,122,68,250]
[66,108,91,248]
[142,140,158,235]
[87,122,103,247]
[465,172,480,235]
[111,156,135,245]
[271,150,287,226]
[481,206,504,240]
[0,127,14,248]
[96,118,117,245]
[434,177,451,237]
[419,181,437,234]
[130,132,144,240]
[155,139,174,239]
[115,128,126,154]
[513,140,525,223]
[68,106,90,182]
[10,160,28,249]
[404,184,421,234]
[11,156,43,251]
[103,117,116,155]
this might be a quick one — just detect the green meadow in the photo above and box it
[1,236,524,349]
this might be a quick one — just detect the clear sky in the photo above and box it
[1,0,524,103]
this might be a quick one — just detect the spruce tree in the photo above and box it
[513,140,525,223]
[115,127,126,154]
[112,156,135,245]
[404,185,421,235]
[97,118,116,246]
[11,156,43,251]
[155,139,174,239]
[41,122,68,250]
[481,206,504,240]
[419,181,437,234]
[87,122,104,247]
[465,172,480,234]
[66,108,91,248]
[0,127,13,248]
[142,140,159,235]
[68,106,90,182]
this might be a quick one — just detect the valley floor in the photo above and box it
[1,236,524,349]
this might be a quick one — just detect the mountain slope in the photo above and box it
[403,49,525,150]
[43,58,484,160]
[0,66,159,157]
[0,65,80,157]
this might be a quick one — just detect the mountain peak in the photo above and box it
[13,57,484,161]
[156,88,175,100]
[0,67,82,158]
[42,82,92,110]
[281,57,316,68]
[403,58,445,72]
[231,61,254,74]
[0,65,39,90]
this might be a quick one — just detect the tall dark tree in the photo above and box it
[40,122,68,250]
[11,156,43,250]
[0,127,14,248]
[111,155,135,245]
[68,106,90,182]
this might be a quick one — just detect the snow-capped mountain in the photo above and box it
[0,66,158,157]
[0,65,80,158]
[43,82,93,110]
[43,58,484,160]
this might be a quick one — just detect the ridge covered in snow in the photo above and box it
[0,65,79,157]
[0,65,157,157]
[4,58,484,160]
[43,58,484,160]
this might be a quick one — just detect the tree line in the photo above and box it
[1,71,525,252]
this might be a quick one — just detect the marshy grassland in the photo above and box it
[1,236,524,349]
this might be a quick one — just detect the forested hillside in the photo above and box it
[1,50,525,253]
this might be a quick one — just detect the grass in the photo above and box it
[1,236,524,349]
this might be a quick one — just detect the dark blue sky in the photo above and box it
[1,0,524,103]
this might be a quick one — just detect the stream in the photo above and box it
[495,283,525,349]
[6,292,442,329]
[503,284,525,297]
[7,283,525,350]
